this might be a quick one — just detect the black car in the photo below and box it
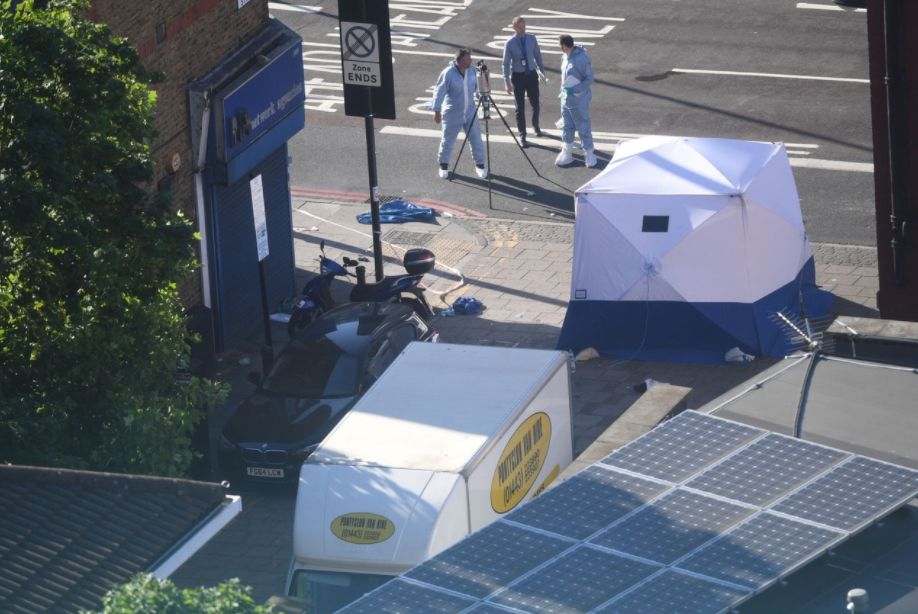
[219,301,437,482]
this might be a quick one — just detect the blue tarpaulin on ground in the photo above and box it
[357,199,435,224]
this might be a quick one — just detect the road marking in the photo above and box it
[672,68,868,84]
[797,2,867,12]
[525,8,626,21]
[391,48,502,61]
[315,33,501,61]
[486,11,623,54]
[379,126,873,173]
[268,2,321,13]
[303,77,344,113]
[789,158,872,172]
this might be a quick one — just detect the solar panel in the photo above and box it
[590,489,754,564]
[685,433,849,506]
[676,512,844,589]
[344,411,918,614]
[490,545,659,613]
[771,455,918,531]
[506,465,669,540]
[335,578,474,613]
[403,521,571,599]
[596,569,749,614]
[601,410,762,482]
[464,604,522,614]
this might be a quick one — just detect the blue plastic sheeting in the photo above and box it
[357,199,435,224]
[452,297,485,315]
[557,258,833,363]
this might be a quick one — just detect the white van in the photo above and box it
[285,343,573,612]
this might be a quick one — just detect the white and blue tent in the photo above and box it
[558,137,833,363]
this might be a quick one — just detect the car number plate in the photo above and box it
[246,466,284,478]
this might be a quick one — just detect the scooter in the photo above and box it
[287,240,437,338]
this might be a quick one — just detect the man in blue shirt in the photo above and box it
[502,17,544,148]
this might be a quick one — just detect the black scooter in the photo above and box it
[288,241,437,338]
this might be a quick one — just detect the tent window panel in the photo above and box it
[642,215,670,233]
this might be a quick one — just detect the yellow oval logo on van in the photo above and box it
[490,412,552,513]
[330,513,395,545]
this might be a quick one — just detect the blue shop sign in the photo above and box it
[220,40,305,162]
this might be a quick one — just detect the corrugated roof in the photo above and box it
[0,465,231,614]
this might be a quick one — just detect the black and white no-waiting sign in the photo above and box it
[338,0,395,119]
[337,0,395,281]
[341,22,380,87]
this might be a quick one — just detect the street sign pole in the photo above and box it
[257,259,274,371]
[339,0,395,282]
[250,175,273,372]
[363,63,384,281]
[365,110,385,281]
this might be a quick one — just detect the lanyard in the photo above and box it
[517,35,527,67]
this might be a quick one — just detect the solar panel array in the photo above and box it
[339,410,918,614]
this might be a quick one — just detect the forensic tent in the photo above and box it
[557,137,833,363]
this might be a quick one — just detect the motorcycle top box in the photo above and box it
[403,248,435,275]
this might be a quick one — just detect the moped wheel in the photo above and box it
[400,296,434,322]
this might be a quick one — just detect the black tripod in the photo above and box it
[450,61,544,209]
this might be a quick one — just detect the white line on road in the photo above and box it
[303,40,501,61]
[379,126,873,173]
[797,2,867,12]
[672,68,868,84]
[268,2,321,13]
[789,158,872,172]
[391,48,502,61]
[524,8,626,21]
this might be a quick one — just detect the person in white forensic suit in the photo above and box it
[432,48,488,179]
[556,34,598,168]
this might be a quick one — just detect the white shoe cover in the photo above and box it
[438,168,449,179]
[555,143,574,166]
[475,165,488,179]
[584,149,598,168]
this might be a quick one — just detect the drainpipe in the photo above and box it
[883,0,910,286]
[194,92,213,308]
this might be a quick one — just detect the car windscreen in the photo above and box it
[262,336,362,398]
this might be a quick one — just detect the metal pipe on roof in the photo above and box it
[793,351,822,438]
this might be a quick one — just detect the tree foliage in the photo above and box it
[86,574,274,614]
[0,0,225,475]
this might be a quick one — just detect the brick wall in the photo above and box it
[90,0,270,307]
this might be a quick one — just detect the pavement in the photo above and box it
[171,195,880,604]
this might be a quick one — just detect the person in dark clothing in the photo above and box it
[501,16,545,147]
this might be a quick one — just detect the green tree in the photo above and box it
[86,574,274,614]
[0,0,225,475]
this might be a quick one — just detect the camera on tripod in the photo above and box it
[448,56,541,204]
[476,60,491,95]
[475,60,492,118]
